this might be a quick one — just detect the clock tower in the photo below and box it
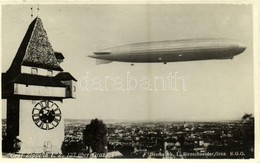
[2,17,77,153]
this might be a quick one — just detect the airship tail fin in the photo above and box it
[96,59,112,65]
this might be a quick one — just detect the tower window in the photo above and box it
[47,70,53,76]
[31,68,38,75]
[14,84,18,93]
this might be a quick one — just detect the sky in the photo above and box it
[1,4,254,121]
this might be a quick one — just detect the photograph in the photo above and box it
[1,3,256,159]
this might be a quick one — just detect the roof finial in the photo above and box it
[30,6,33,19]
[37,4,40,16]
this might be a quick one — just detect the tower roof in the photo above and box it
[55,72,77,81]
[7,17,63,72]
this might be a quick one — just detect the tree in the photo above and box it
[83,118,108,154]
[242,113,254,123]
[61,141,84,156]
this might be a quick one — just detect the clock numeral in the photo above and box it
[54,113,61,117]
[53,107,60,112]
[39,101,44,108]
[39,122,43,128]
[51,122,56,127]
[32,113,40,117]
[37,121,43,128]
[45,101,49,108]
[49,124,54,129]
[49,102,54,108]
[41,122,46,130]
[33,107,41,110]
[34,117,40,123]
[53,117,60,124]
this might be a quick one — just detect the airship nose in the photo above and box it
[236,43,246,54]
[88,52,111,59]
[239,43,246,51]
[88,54,98,59]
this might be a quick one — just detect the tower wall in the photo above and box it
[6,97,20,138]
[19,100,64,153]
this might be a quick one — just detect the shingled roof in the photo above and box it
[7,17,63,74]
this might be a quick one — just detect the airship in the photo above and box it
[88,38,246,65]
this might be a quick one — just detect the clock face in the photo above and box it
[32,100,61,130]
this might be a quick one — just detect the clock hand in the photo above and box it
[47,110,50,116]
[43,108,48,114]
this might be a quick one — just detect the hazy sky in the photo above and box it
[1,4,254,121]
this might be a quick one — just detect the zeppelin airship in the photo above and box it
[88,38,246,65]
